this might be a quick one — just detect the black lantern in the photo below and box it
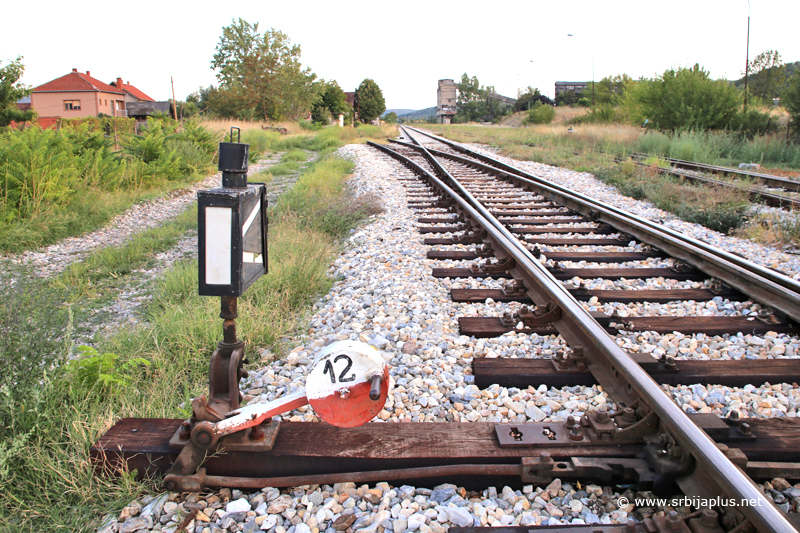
[198,128,268,297]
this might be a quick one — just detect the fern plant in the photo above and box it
[66,346,150,396]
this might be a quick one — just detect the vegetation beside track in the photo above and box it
[0,116,394,254]
[423,123,800,246]
[0,126,389,531]
[0,118,221,253]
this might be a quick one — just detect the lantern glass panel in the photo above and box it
[241,193,263,267]
[205,206,232,285]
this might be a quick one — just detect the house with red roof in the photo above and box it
[30,69,152,119]
[109,78,155,104]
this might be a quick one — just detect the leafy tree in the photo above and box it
[625,64,740,131]
[744,50,786,101]
[211,19,318,121]
[187,86,215,113]
[0,56,35,127]
[205,85,254,120]
[383,111,398,123]
[555,90,582,106]
[514,86,553,112]
[322,81,350,117]
[455,73,487,122]
[784,71,800,136]
[310,101,329,125]
[355,79,385,123]
[583,74,632,106]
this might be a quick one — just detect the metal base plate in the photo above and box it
[168,418,281,452]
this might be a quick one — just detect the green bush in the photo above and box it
[523,102,556,125]
[66,346,150,398]
[570,104,619,125]
[730,109,777,137]
[783,71,800,136]
[299,119,323,131]
[165,138,209,176]
[625,64,740,131]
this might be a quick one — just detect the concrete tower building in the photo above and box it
[436,79,457,124]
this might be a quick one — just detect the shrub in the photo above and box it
[570,104,619,125]
[299,119,323,131]
[523,102,556,125]
[625,64,740,131]
[784,71,800,136]
[730,109,777,137]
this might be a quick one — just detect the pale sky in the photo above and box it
[3,0,799,112]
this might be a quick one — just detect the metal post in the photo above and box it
[220,296,238,346]
[744,11,750,112]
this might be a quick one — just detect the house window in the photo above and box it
[64,100,81,111]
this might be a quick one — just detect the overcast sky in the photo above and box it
[3,0,799,112]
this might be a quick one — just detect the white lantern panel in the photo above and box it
[205,206,232,284]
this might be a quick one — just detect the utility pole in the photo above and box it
[743,2,750,112]
[171,76,178,121]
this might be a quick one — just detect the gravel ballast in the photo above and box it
[73,142,800,532]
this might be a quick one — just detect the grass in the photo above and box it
[0,178,203,254]
[53,205,198,301]
[596,162,750,233]
[0,127,383,531]
[735,211,800,248]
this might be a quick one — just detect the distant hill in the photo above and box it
[399,107,436,120]
[383,109,415,117]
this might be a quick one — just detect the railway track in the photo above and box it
[626,153,800,210]
[631,153,800,194]
[373,126,800,531]
[93,130,800,533]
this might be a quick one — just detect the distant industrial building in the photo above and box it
[555,81,588,96]
[436,79,457,124]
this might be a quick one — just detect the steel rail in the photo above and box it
[632,159,800,210]
[632,152,800,193]
[400,126,800,325]
[371,136,795,533]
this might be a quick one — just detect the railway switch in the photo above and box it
[164,340,389,492]
[164,129,390,491]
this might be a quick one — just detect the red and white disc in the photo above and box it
[306,341,389,427]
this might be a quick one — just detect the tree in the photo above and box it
[555,90,582,107]
[211,19,318,121]
[383,111,398,124]
[745,50,786,101]
[514,86,553,112]
[625,64,740,131]
[584,74,632,106]
[0,56,35,127]
[784,71,800,136]
[455,73,487,122]
[322,81,350,117]
[355,79,385,123]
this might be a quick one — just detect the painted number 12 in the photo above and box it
[323,354,356,384]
